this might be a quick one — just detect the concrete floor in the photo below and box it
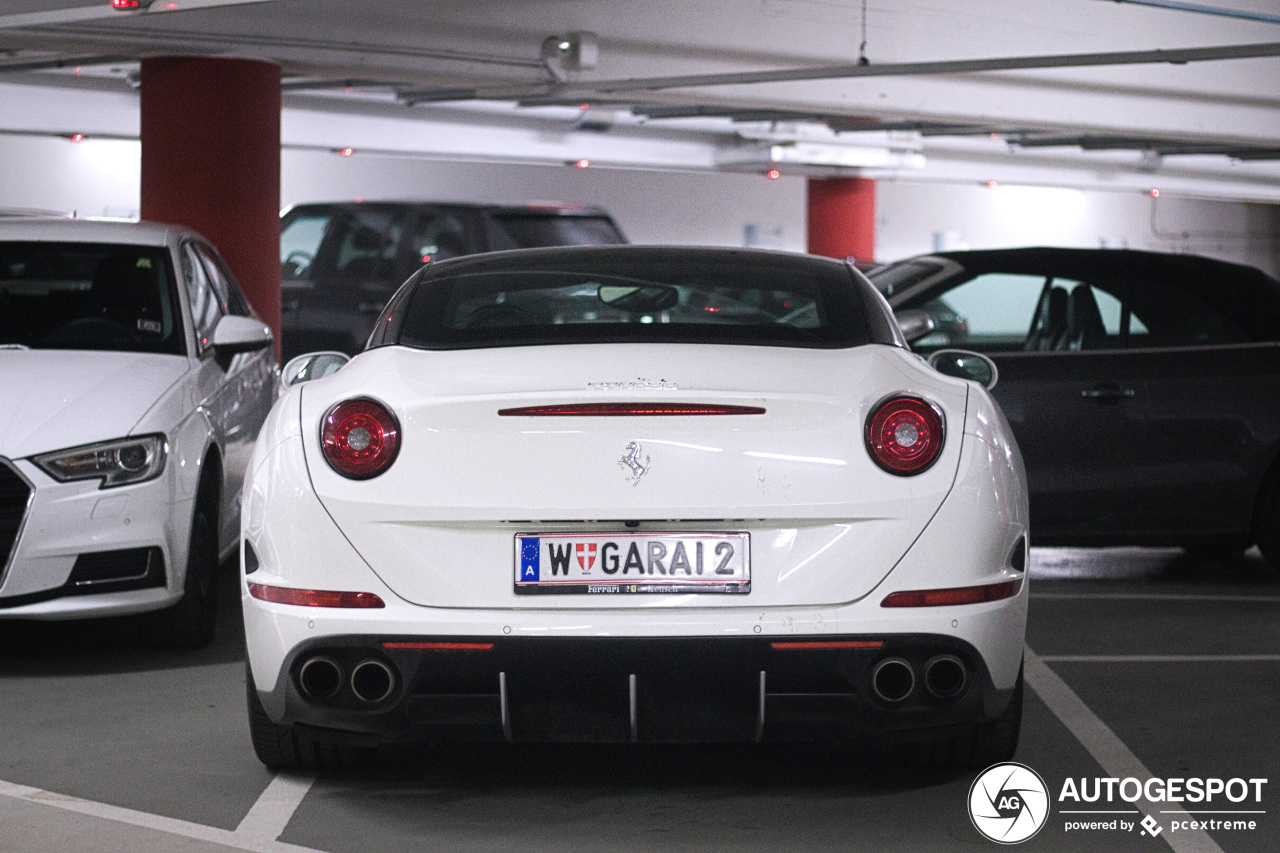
[0,547,1276,852]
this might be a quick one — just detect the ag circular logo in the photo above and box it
[969,762,1051,844]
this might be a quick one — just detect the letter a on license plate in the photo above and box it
[514,532,749,595]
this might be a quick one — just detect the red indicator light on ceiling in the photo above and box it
[248,583,386,608]
[337,147,354,157]
[498,403,767,417]
[880,579,1022,607]
[1149,188,1160,198]
[69,134,84,143]
[986,180,998,189]
[574,159,590,168]
[382,641,494,651]
[766,169,781,180]
[579,103,590,110]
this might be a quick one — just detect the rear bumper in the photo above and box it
[254,633,1017,746]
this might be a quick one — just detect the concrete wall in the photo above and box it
[876,180,1280,275]
[1,131,1277,276]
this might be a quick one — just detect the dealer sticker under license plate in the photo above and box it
[515,532,750,595]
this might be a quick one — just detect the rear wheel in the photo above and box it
[246,668,377,771]
[145,477,219,649]
[1254,473,1280,573]
[902,665,1023,771]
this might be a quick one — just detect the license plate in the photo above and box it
[515,532,750,595]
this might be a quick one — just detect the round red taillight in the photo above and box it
[865,395,944,475]
[321,398,400,479]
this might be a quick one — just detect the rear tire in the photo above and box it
[145,479,219,649]
[902,665,1023,771]
[246,668,376,771]
[1254,473,1280,573]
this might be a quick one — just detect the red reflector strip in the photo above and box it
[381,641,494,651]
[880,579,1023,608]
[770,641,884,650]
[498,403,766,417]
[247,582,385,609]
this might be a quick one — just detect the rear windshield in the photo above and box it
[0,241,184,354]
[395,256,870,349]
[489,214,625,249]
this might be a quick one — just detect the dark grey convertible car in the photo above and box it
[868,247,1280,569]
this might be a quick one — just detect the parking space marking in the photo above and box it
[1040,654,1280,663]
[1032,593,1280,602]
[0,777,325,853]
[235,772,318,843]
[1024,647,1226,853]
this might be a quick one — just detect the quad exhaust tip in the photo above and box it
[350,659,396,704]
[924,654,968,699]
[298,656,344,700]
[871,657,915,703]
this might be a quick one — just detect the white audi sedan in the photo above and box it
[0,218,277,647]
[242,246,1028,769]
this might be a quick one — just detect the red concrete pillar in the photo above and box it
[807,177,876,263]
[140,57,281,360]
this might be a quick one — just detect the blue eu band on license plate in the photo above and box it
[515,532,750,595]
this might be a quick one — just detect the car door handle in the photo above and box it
[1081,384,1135,402]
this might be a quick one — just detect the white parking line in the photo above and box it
[235,772,318,842]
[1040,654,1280,663]
[0,776,324,853]
[1032,592,1280,602]
[1024,647,1225,853]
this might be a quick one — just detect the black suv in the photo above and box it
[279,201,626,360]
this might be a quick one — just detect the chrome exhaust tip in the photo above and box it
[298,656,344,700]
[350,659,396,704]
[924,654,968,699]
[871,657,915,703]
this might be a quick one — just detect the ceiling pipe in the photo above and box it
[0,54,132,74]
[1097,0,1280,26]
[403,40,1280,105]
[561,41,1280,96]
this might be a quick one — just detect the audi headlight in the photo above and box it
[33,434,167,488]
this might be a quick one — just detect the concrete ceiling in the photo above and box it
[2,0,1280,200]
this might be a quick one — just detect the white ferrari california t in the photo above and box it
[242,246,1028,769]
[0,217,277,647]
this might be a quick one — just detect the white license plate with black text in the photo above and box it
[515,532,750,595]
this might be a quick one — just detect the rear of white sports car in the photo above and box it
[242,247,1028,769]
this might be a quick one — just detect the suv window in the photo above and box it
[281,207,406,282]
[281,214,326,280]
[411,213,470,263]
[489,214,625,250]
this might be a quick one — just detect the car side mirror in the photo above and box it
[928,349,999,390]
[894,309,936,343]
[282,351,350,387]
[211,315,273,356]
